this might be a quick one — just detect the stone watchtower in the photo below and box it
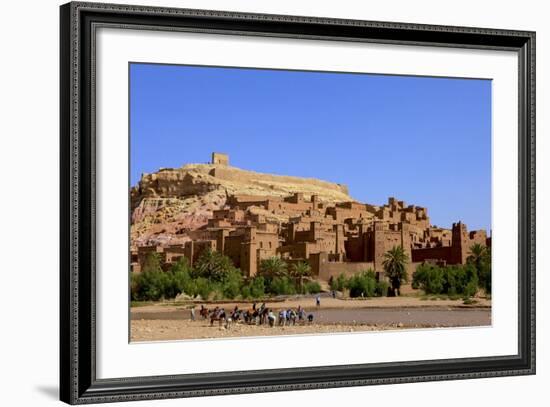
[451,221,470,264]
[211,152,229,166]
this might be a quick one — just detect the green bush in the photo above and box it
[346,270,377,298]
[329,273,348,292]
[375,280,389,297]
[248,276,266,298]
[477,257,492,294]
[304,281,321,294]
[268,276,297,295]
[131,254,236,301]
[221,269,243,299]
[170,258,193,295]
[412,263,479,298]
[467,244,491,295]
[189,277,218,300]
[412,264,445,294]
[131,269,172,301]
[141,252,163,274]
[241,276,266,299]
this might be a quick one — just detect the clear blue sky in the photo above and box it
[130,63,492,232]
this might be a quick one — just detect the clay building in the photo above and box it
[132,191,489,285]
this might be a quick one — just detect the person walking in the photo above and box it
[316,294,321,307]
[190,306,196,321]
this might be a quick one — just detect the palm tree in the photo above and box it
[194,248,235,282]
[259,257,288,278]
[467,243,488,269]
[467,243,491,295]
[289,261,311,293]
[382,246,409,296]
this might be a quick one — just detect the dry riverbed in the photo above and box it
[131,296,491,342]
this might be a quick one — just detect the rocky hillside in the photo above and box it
[130,163,352,248]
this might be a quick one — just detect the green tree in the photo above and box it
[131,268,171,301]
[346,270,377,298]
[170,257,193,295]
[304,281,322,294]
[193,248,236,282]
[241,276,265,299]
[289,261,311,293]
[221,269,243,299]
[467,244,487,270]
[141,252,163,274]
[269,276,296,295]
[259,257,288,278]
[467,243,491,295]
[382,246,409,296]
[412,263,444,294]
[412,263,479,298]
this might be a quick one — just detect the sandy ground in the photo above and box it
[132,296,491,313]
[131,319,400,341]
[130,296,491,341]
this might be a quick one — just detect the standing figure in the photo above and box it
[267,309,276,327]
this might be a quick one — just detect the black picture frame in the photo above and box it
[60,1,536,404]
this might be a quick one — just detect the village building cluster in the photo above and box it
[131,153,490,283]
[132,201,490,284]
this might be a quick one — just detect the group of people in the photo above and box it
[196,303,315,328]
[273,307,314,326]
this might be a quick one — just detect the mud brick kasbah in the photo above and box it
[130,153,490,289]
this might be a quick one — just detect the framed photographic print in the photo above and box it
[60,1,536,404]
